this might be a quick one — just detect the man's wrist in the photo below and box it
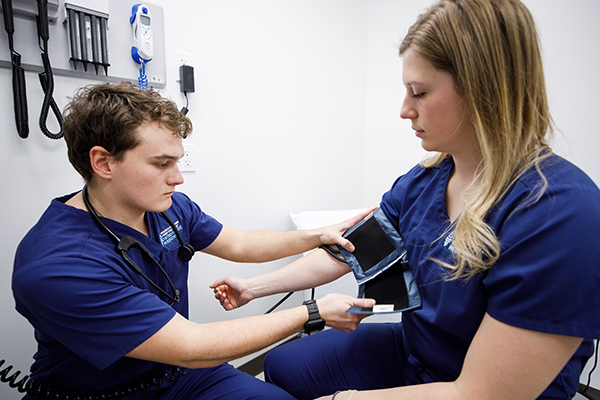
[305,228,326,249]
[302,299,325,334]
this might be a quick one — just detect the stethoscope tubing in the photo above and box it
[81,185,187,306]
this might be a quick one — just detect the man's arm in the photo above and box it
[126,293,375,369]
[202,208,375,263]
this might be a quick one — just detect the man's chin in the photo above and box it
[152,197,173,213]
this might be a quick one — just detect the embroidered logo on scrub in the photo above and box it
[160,221,182,247]
[443,230,456,254]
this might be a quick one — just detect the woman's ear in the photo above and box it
[89,146,113,179]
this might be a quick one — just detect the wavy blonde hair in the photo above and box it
[399,0,553,279]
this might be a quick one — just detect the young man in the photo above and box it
[12,81,374,400]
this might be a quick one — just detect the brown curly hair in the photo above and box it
[63,81,192,182]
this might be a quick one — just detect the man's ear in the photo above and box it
[89,146,113,179]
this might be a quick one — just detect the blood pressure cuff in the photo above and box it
[339,208,421,314]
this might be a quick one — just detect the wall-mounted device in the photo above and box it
[129,3,152,64]
[129,3,152,90]
[1,0,63,139]
[178,63,194,115]
[0,0,166,89]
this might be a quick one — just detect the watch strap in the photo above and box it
[303,299,325,334]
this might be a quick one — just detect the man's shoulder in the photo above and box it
[15,197,99,270]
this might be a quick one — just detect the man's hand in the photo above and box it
[318,207,376,252]
[210,276,251,310]
[316,293,375,332]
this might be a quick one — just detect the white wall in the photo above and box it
[165,0,370,331]
[0,1,598,399]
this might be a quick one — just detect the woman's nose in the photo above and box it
[400,97,416,120]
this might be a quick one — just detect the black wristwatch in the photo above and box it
[303,299,325,334]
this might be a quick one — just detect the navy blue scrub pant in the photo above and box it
[121,363,296,400]
[264,323,413,400]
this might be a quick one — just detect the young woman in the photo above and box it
[211,0,600,399]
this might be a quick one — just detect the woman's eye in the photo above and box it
[412,92,424,99]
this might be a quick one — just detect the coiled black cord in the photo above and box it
[1,359,186,400]
[0,358,30,392]
[11,49,29,139]
[2,0,29,139]
[36,0,63,140]
[2,0,62,140]
[37,51,63,140]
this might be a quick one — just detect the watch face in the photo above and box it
[306,302,318,313]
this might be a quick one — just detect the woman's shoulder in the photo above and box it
[522,153,598,191]
[494,154,599,219]
[381,157,453,222]
[507,154,600,213]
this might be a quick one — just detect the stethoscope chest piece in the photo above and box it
[177,244,195,262]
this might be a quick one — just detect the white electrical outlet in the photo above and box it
[178,143,195,172]
[175,51,193,66]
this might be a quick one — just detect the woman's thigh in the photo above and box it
[264,323,406,400]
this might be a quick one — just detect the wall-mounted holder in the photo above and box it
[0,0,166,88]
[64,3,110,76]
[0,0,59,21]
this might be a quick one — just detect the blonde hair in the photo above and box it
[399,0,553,279]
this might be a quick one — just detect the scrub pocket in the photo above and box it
[339,208,421,314]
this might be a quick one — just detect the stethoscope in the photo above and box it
[81,185,195,306]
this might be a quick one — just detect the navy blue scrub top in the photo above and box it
[380,155,600,397]
[13,191,223,392]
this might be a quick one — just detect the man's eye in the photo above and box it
[412,92,424,99]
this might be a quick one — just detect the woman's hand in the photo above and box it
[209,276,252,310]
